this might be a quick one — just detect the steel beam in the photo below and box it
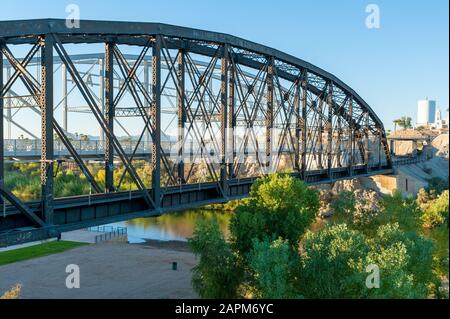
[301,70,308,178]
[40,35,54,225]
[62,63,68,131]
[152,35,162,208]
[364,111,370,171]
[348,96,354,176]
[228,55,235,179]
[220,45,229,195]
[99,58,105,143]
[266,57,274,171]
[317,96,324,170]
[177,49,186,184]
[327,82,333,177]
[105,42,115,192]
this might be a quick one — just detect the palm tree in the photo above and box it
[399,116,412,130]
[393,119,402,133]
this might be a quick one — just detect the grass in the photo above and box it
[0,240,88,266]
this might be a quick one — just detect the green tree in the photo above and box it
[249,237,301,299]
[422,190,449,229]
[299,224,370,298]
[188,218,242,298]
[366,223,435,298]
[425,177,449,195]
[230,173,319,255]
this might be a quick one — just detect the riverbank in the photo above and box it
[0,241,197,299]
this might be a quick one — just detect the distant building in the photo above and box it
[417,98,436,126]
[434,108,449,130]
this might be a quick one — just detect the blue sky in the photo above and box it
[1,0,449,133]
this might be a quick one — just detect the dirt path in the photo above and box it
[0,242,197,299]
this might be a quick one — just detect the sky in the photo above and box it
[1,0,449,136]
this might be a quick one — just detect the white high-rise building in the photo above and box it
[417,98,436,126]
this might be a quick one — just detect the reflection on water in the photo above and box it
[108,210,232,243]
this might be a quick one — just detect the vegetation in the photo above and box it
[3,161,158,201]
[188,219,241,299]
[0,284,22,299]
[421,191,449,229]
[0,241,87,266]
[393,116,413,131]
[189,173,448,299]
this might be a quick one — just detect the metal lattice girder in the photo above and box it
[0,19,397,245]
[1,42,102,194]
[0,20,392,181]
[51,34,156,209]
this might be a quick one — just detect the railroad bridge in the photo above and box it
[0,19,393,246]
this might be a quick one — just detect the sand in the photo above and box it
[0,241,198,299]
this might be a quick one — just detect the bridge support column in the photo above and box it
[62,64,68,132]
[348,96,353,177]
[228,55,235,179]
[152,35,162,208]
[105,42,115,192]
[378,128,382,169]
[220,45,229,195]
[301,70,308,179]
[99,58,105,144]
[337,116,342,168]
[317,97,324,170]
[177,49,186,184]
[144,60,151,153]
[40,35,54,225]
[265,57,274,173]
[327,82,333,178]
[364,112,370,172]
[6,66,11,140]
[294,78,301,172]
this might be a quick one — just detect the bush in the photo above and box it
[230,173,319,255]
[0,284,22,299]
[299,224,370,298]
[426,177,449,195]
[249,237,301,299]
[188,218,242,298]
[422,190,449,229]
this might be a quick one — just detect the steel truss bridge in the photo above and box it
[0,19,392,247]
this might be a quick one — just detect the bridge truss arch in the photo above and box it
[0,19,392,245]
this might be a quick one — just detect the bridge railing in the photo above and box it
[3,139,162,157]
[87,225,128,244]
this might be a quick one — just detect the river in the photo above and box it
[108,209,233,243]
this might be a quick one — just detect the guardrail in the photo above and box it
[87,225,128,244]
[391,156,427,166]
